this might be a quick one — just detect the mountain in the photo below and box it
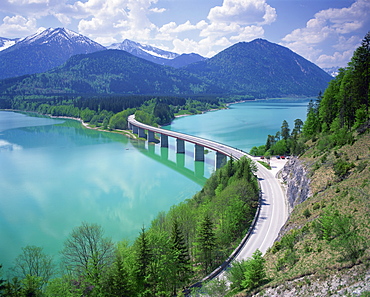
[0,37,19,51]
[166,53,206,68]
[108,39,206,68]
[108,39,178,64]
[323,66,340,77]
[0,49,222,95]
[184,39,333,97]
[0,37,333,98]
[0,28,106,79]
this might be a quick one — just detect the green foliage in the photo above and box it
[195,214,217,274]
[304,32,370,140]
[241,249,266,290]
[303,208,311,218]
[333,159,355,180]
[314,208,366,263]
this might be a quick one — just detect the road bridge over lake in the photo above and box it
[128,114,288,285]
[128,114,247,168]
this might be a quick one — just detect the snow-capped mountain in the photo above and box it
[108,39,179,60]
[11,28,105,51]
[0,28,106,79]
[0,37,19,51]
[108,39,206,68]
[323,66,340,77]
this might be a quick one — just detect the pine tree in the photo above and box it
[281,120,290,140]
[195,214,216,274]
[135,227,153,296]
[171,219,192,294]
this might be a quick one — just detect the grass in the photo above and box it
[253,131,370,294]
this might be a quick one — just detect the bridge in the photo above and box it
[128,114,247,169]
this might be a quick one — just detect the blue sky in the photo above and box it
[0,0,369,68]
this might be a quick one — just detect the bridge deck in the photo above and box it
[128,115,248,159]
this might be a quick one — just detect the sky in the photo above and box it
[0,0,369,68]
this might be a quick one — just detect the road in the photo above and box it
[128,115,288,274]
[234,158,288,261]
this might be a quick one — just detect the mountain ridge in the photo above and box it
[0,30,332,98]
[0,28,106,80]
[184,39,332,97]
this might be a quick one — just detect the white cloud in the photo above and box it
[150,7,165,13]
[0,15,38,37]
[316,49,355,69]
[230,25,264,42]
[208,0,276,26]
[281,0,370,67]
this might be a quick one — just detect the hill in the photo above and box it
[0,49,221,95]
[184,39,332,98]
[0,28,106,79]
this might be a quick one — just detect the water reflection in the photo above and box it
[131,139,214,186]
[0,113,202,270]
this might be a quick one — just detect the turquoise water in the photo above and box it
[0,113,208,269]
[0,99,308,269]
[163,99,309,152]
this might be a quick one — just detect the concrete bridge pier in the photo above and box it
[148,130,156,142]
[194,144,204,161]
[138,127,146,139]
[132,125,138,134]
[160,134,169,147]
[216,151,227,169]
[177,139,185,153]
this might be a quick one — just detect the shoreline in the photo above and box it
[2,99,250,138]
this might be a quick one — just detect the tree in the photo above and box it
[10,245,55,288]
[102,241,134,297]
[170,219,192,294]
[61,222,115,288]
[134,227,153,296]
[241,249,266,290]
[281,120,290,140]
[291,118,303,138]
[195,214,216,274]
[0,265,6,296]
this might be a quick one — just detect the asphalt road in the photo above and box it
[234,160,288,261]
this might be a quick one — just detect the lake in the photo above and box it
[0,99,308,270]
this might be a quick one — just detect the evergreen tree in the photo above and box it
[135,227,153,296]
[241,249,266,290]
[170,219,192,294]
[195,214,217,274]
[281,120,290,140]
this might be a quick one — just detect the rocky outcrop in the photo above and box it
[281,157,311,213]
